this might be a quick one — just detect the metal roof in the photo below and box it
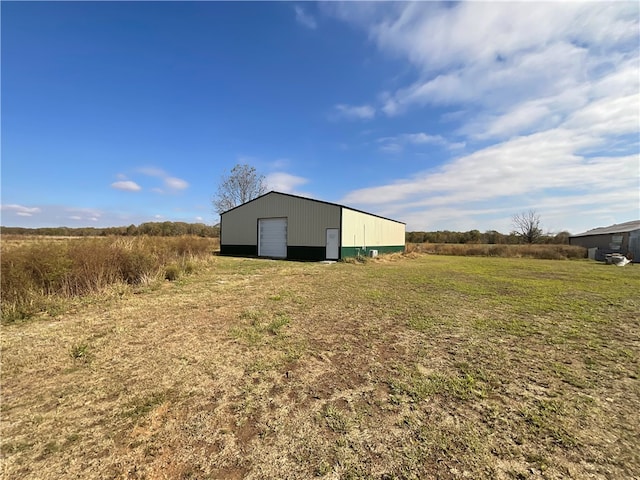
[571,220,640,237]
[220,191,406,225]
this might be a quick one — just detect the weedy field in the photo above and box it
[1,236,218,323]
[1,252,639,479]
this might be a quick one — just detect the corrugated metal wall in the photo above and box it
[570,230,640,262]
[627,230,640,262]
[221,193,341,247]
[341,208,405,248]
[569,234,618,250]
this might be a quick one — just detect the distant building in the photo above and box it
[220,191,405,261]
[569,220,640,262]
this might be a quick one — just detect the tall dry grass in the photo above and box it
[405,242,587,260]
[1,236,218,323]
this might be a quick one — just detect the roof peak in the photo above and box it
[571,219,640,237]
[220,190,405,224]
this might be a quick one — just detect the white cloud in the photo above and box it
[1,205,104,226]
[341,126,639,231]
[165,177,189,191]
[463,98,558,141]
[379,142,402,154]
[266,172,310,196]
[269,158,290,169]
[1,204,42,217]
[327,2,639,232]
[135,166,189,193]
[0,204,207,228]
[346,128,637,205]
[403,133,445,145]
[448,142,466,150]
[294,5,317,30]
[366,3,637,75]
[65,207,103,223]
[137,167,166,177]
[67,208,102,222]
[332,103,375,121]
[377,132,454,153]
[381,41,590,115]
[327,3,638,128]
[111,180,142,192]
[459,56,640,141]
[564,93,640,136]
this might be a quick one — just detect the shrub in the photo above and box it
[168,236,212,257]
[117,250,157,285]
[405,243,587,260]
[164,264,180,281]
[1,236,215,322]
[341,254,369,264]
[487,245,509,257]
[183,261,196,274]
[64,239,121,295]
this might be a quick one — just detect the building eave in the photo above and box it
[220,191,405,225]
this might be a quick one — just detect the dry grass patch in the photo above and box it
[1,236,217,323]
[406,242,587,260]
[1,254,638,479]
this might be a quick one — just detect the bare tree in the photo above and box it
[512,210,543,244]
[213,164,268,214]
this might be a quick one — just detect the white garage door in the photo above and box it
[258,218,287,258]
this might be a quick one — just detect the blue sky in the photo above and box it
[2,2,638,234]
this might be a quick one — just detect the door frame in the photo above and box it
[257,217,288,258]
[326,228,339,260]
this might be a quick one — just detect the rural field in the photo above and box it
[1,248,639,479]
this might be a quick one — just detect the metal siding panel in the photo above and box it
[277,195,340,246]
[629,230,640,262]
[341,208,405,248]
[570,234,617,250]
[220,192,340,247]
[220,204,257,245]
[570,230,640,262]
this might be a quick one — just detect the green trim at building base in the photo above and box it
[221,244,405,260]
[340,245,405,258]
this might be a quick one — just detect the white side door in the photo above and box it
[326,228,339,260]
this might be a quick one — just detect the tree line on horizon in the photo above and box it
[1,221,220,238]
[2,222,570,244]
[405,229,571,245]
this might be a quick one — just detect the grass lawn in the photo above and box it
[1,254,639,479]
